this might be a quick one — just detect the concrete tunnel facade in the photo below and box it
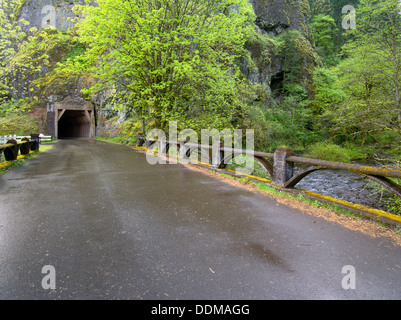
[46,97,95,139]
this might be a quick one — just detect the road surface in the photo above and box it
[0,139,400,299]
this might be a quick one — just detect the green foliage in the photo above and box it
[310,14,338,65]
[73,0,256,133]
[305,141,372,162]
[310,67,347,140]
[338,0,401,141]
[384,195,401,216]
[277,30,309,93]
[371,175,401,216]
[0,0,80,107]
[254,29,319,151]
[0,99,31,117]
[3,0,401,163]
[30,29,86,100]
[327,0,359,52]
[0,114,37,135]
[244,29,278,78]
[0,97,38,136]
[261,103,314,151]
[311,67,346,115]
[308,0,333,17]
[342,143,373,160]
[304,0,401,149]
[117,118,143,143]
[62,42,85,64]
[304,142,352,162]
[0,0,31,103]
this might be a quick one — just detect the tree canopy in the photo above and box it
[72,0,256,132]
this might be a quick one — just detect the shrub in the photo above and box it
[343,143,373,161]
[383,195,401,216]
[118,118,143,143]
[0,115,38,136]
[304,142,352,162]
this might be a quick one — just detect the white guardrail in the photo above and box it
[0,134,52,144]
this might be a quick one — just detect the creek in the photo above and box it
[294,163,391,212]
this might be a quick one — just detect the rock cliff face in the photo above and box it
[247,0,315,98]
[250,0,312,37]
[17,1,86,134]
[19,0,79,31]
[21,0,312,37]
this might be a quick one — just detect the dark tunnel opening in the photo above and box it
[58,110,91,139]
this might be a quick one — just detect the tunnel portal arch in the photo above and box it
[46,97,95,139]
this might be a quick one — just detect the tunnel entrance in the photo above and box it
[58,110,91,138]
[45,96,95,139]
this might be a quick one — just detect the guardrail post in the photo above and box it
[179,138,190,163]
[4,139,18,161]
[159,136,168,155]
[273,147,294,187]
[20,137,30,155]
[211,141,224,169]
[136,133,144,146]
[30,134,40,151]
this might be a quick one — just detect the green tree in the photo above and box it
[311,67,345,114]
[0,0,76,109]
[308,0,333,17]
[29,30,84,101]
[276,29,317,97]
[265,29,317,149]
[329,0,359,55]
[337,0,401,141]
[333,45,394,144]
[310,14,337,65]
[0,0,30,103]
[73,0,256,132]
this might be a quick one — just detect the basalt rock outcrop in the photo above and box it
[247,0,316,99]
[250,0,312,38]
[19,0,80,31]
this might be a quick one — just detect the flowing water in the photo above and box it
[294,163,389,211]
[232,156,394,212]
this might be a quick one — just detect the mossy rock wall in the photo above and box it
[250,0,312,38]
[19,0,87,31]
[246,0,316,95]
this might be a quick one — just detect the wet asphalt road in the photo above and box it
[0,139,400,300]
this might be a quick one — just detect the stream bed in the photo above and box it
[294,164,389,211]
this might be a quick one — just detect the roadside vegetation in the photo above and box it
[2,0,401,160]
[1,0,401,213]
